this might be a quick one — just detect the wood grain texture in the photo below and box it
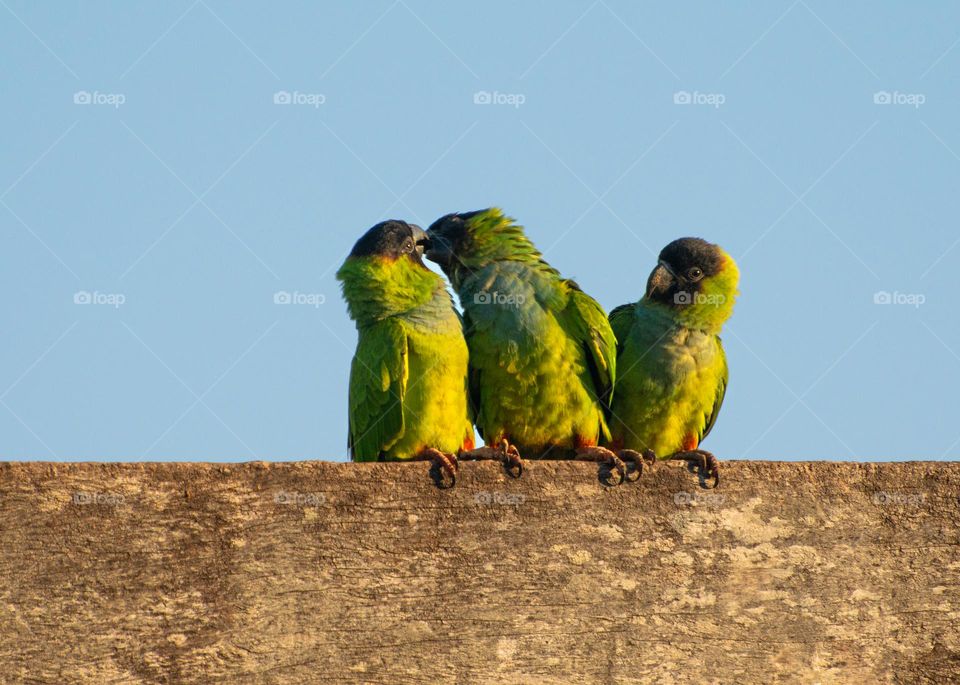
[1,460,958,684]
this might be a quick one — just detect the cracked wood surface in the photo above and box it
[1,460,959,684]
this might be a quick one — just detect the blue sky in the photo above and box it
[1,1,958,462]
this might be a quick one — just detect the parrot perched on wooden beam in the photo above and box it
[336,220,474,487]
[425,207,642,484]
[606,237,739,488]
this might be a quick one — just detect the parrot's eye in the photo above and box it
[402,239,415,253]
[686,267,704,281]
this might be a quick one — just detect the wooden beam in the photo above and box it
[1,460,958,683]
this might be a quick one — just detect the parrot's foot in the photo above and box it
[576,446,627,486]
[617,449,657,482]
[460,440,524,478]
[498,439,524,478]
[416,447,458,489]
[670,449,720,489]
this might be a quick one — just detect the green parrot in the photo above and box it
[606,237,739,487]
[336,220,475,487]
[425,207,640,483]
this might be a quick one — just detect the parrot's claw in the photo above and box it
[459,439,525,478]
[576,446,627,486]
[498,439,524,478]
[670,449,720,489]
[416,447,458,489]
[618,449,656,482]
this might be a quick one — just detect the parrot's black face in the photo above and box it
[423,212,476,274]
[349,220,430,266]
[645,237,725,308]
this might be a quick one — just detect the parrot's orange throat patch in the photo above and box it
[682,435,699,451]
[462,435,475,452]
[370,254,400,265]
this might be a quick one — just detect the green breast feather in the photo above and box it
[608,302,728,456]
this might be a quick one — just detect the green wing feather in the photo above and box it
[608,303,636,352]
[699,340,728,444]
[348,319,408,460]
[564,282,618,414]
[460,308,481,430]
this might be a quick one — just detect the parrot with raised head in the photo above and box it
[606,237,739,487]
[336,219,474,487]
[425,207,640,483]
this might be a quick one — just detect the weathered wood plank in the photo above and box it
[1,460,958,684]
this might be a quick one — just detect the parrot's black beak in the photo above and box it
[423,230,453,267]
[645,261,675,299]
[409,225,431,258]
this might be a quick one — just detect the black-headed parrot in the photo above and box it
[336,220,474,487]
[606,237,739,487]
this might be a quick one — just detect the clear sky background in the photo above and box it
[1,1,958,462]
